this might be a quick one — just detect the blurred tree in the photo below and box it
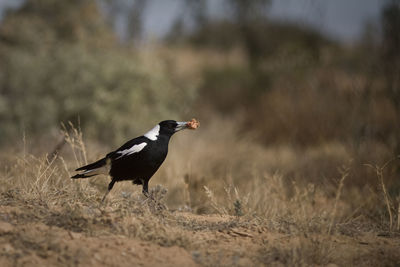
[126,0,147,42]
[167,17,185,43]
[179,0,271,68]
[380,0,400,156]
[381,1,400,107]
[101,0,149,43]
[226,0,271,68]
[167,0,207,44]
[185,0,208,29]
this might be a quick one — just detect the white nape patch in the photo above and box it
[116,142,147,159]
[144,124,160,141]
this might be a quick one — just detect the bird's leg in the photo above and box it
[142,179,149,197]
[141,179,157,202]
[102,179,116,203]
[101,191,110,203]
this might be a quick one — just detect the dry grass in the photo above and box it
[0,121,399,266]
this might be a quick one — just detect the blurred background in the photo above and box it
[0,0,399,214]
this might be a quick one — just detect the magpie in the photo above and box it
[71,119,199,201]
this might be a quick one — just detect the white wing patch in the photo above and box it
[116,142,147,159]
[144,124,160,141]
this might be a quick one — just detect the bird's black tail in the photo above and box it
[71,158,108,179]
[71,173,98,179]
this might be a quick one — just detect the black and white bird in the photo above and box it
[71,120,199,201]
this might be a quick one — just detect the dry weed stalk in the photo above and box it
[328,168,349,235]
[398,202,400,231]
[224,184,249,216]
[183,174,192,209]
[61,121,88,167]
[365,159,395,232]
[9,153,65,200]
[33,156,57,194]
[260,173,287,219]
[204,186,227,214]
[61,121,93,197]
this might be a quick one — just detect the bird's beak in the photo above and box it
[175,121,189,132]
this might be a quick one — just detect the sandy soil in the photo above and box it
[0,204,399,267]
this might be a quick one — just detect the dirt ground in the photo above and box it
[0,202,399,267]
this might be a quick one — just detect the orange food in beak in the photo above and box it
[187,118,200,130]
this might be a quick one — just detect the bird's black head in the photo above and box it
[158,120,188,136]
[144,119,198,141]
